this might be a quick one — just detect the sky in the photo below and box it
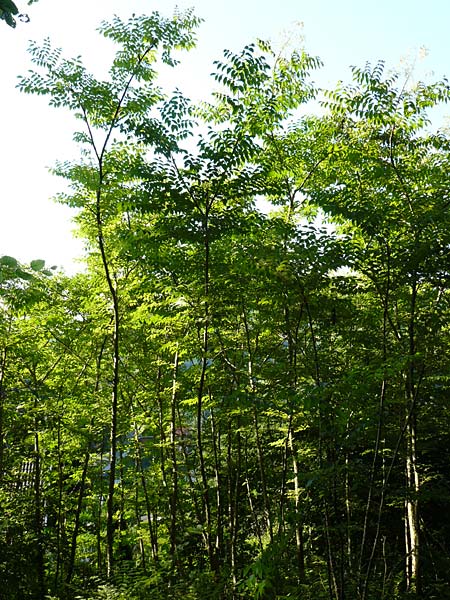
[0,0,449,273]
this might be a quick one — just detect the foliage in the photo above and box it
[0,0,36,27]
[1,10,449,600]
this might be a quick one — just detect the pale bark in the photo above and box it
[405,414,420,594]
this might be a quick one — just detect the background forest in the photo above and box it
[1,9,450,600]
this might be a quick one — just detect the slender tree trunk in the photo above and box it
[156,363,169,499]
[80,61,147,574]
[242,306,273,543]
[195,202,217,572]
[210,400,223,560]
[54,414,64,592]
[277,411,293,541]
[344,452,352,578]
[97,441,106,574]
[284,305,305,582]
[243,438,263,551]
[0,345,7,484]
[169,350,179,562]
[405,281,420,594]
[228,419,241,596]
[197,319,214,569]
[405,414,420,594]
[174,416,204,550]
[33,397,45,600]
[289,429,305,582]
[66,448,90,584]
[134,426,159,561]
[105,311,120,578]
[93,175,121,578]
[134,479,147,573]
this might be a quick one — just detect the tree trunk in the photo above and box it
[289,429,305,582]
[405,414,420,594]
[210,400,223,560]
[404,280,420,595]
[242,306,273,543]
[66,448,90,584]
[33,399,45,600]
[169,350,179,562]
[228,420,241,596]
[105,316,120,577]
[54,415,64,592]
[94,179,121,578]
[0,345,7,484]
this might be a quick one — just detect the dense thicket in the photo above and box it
[1,10,450,599]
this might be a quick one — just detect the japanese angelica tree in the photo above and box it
[297,62,450,597]
[18,9,322,592]
[19,9,202,578]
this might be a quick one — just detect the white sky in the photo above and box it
[0,0,449,273]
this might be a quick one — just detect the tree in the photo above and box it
[2,11,450,599]
[298,61,450,597]
[16,9,326,596]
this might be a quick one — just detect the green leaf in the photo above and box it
[15,269,33,280]
[30,259,46,271]
[0,255,18,269]
[0,0,18,13]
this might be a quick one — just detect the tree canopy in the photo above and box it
[1,9,450,600]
